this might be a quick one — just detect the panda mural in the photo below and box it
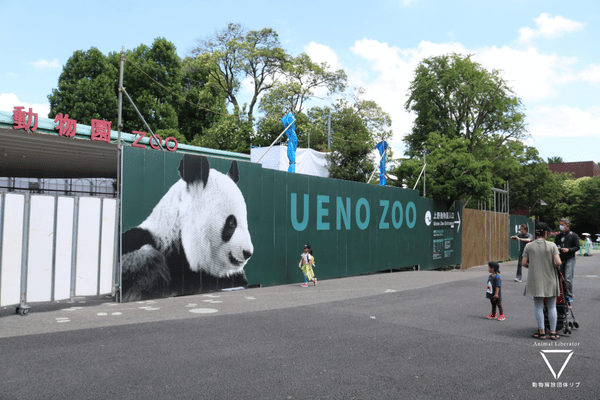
[121,154,253,302]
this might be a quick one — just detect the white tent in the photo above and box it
[251,145,330,178]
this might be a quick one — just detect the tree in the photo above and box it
[49,39,190,137]
[178,56,229,142]
[393,133,493,203]
[258,53,347,117]
[254,53,347,149]
[351,87,392,144]
[326,102,376,182]
[190,23,287,124]
[109,37,184,135]
[508,159,563,218]
[253,111,315,149]
[547,156,563,164]
[570,176,600,233]
[398,53,527,204]
[191,112,252,154]
[48,47,119,126]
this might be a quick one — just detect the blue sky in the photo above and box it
[1,0,599,163]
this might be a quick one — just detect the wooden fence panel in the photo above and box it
[462,209,509,270]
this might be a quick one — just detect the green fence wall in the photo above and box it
[121,147,462,295]
[509,215,535,260]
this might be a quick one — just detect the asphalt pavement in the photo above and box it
[1,253,598,399]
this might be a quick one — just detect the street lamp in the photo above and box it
[529,199,547,220]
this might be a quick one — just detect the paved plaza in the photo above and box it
[1,253,598,399]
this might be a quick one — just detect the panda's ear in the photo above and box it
[178,154,210,187]
[227,161,239,184]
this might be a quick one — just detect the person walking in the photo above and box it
[511,224,533,282]
[582,233,592,256]
[298,244,317,287]
[554,218,579,302]
[522,222,562,340]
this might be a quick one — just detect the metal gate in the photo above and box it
[0,192,118,313]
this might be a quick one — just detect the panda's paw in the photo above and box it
[121,245,172,301]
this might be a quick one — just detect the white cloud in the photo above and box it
[348,39,468,148]
[28,58,60,69]
[0,93,50,118]
[518,13,585,43]
[475,45,577,101]
[579,64,600,83]
[344,35,599,155]
[303,42,344,101]
[304,42,341,70]
[239,76,255,97]
[528,105,600,138]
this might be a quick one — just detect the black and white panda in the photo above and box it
[121,154,253,302]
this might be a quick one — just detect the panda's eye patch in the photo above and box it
[222,215,237,242]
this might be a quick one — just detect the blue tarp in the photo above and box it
[281,112,297,173]
[376,141,388,186]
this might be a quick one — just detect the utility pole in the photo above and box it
[423,147,426,197]
[327,113,331,149]
[115,46,125,303]
[117,46,124,149]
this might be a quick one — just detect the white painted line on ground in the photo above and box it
[202,294,220,298]
[111,312,122,316]
[245,297,256,300]
[186,303,198,307]
[189,308,218,314]
[97,312,108,316]
[385,289,397,293]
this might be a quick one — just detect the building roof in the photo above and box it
[0,110,249,179]
[548,161,600,179]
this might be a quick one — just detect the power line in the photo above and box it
[124,57,388,147]
[125,56,232,118]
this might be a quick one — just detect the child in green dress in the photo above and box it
[299,244,317,287]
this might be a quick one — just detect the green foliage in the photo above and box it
[404,53,526,156]
[259,53,347,117]
[49,38,238,149]
[305,107,332,151]
[399,53,527,203]
[547,156,563,164]
[508,158,562,219]
[156,128,188,145]
[514,172,600,234]
[566,176,600,232]
[573,176,600,233]
[108,37,183,134]
[393,133,492,203]
[327,105,375,182]
[48,47,119,126]
[192,113,252,154]
[253,112,323,150]
[190,23,287,123]
[178,56,228,142]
